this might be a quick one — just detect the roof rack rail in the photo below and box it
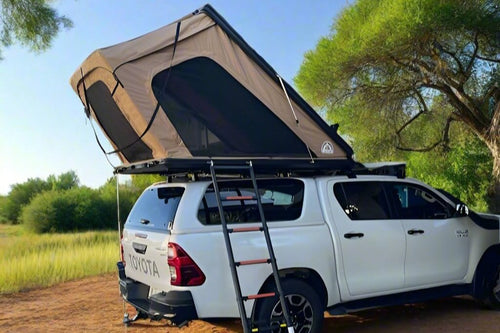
[113,157,357,177]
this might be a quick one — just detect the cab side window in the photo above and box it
[334,182,391,220]
[198,179,304,225]
[388,183,451,219]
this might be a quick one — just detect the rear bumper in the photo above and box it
[117,262,198,325]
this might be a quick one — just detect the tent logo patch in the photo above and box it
[321,141,334,154]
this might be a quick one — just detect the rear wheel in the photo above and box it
[253,278,323,333]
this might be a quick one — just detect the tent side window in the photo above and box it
[151,57,310,158]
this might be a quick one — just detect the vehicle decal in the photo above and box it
[455,229,469,238]
[128,254,160,278]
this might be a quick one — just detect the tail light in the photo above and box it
[168,243,206,286]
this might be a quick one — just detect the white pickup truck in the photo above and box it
[118,169,500,332]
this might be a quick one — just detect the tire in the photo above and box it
[253,278,324,333]
[482,265,500,310]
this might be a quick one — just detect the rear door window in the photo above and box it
[198,179,304,224]
[334,182,391,220]
[126,187,184,230]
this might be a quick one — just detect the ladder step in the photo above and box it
[212,164,251,171]
[236,259,270,266]
[229,226,263,233]
[224,195,256,201]
[243,292,275,301]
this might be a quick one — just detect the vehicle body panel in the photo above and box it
[120,175,500,319]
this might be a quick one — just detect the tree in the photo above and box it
[47,170,80,191]
[295,0,500,212]
[0,0,72,58]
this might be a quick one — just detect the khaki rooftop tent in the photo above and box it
[70,4,355,175]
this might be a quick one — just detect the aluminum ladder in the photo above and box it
[209,160,295,333]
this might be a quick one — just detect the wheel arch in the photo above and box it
[251,267,328,318]
[472,244,500,299]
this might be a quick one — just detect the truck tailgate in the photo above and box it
[122,227,171,291]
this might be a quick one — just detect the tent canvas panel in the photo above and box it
[70,5,354,168]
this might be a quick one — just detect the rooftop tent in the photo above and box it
[70,4,354,172]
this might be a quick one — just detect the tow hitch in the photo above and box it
[123,310,148,326]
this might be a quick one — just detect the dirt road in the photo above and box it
[0,273,498,332]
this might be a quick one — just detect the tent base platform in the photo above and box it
[114,157,359,176]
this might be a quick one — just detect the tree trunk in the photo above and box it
[484,102,500,214]
[486,152,500,214]
[489,176,500,214]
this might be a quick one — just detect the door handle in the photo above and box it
[407,229,424,235]
[344,232,364,239]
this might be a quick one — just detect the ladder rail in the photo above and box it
[209,162,250,333]
[248,163,294,331]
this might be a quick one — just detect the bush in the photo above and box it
[3,178,51,224]
[2,171,80,224]
[98,177,142,226]
[0,196,8,224]
[21,187,116,233]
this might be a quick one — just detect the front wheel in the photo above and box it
[253,278,324,333]
[481,265,500,310]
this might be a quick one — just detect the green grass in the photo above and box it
[0,225,120,294]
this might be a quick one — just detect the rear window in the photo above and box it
[198,179,304,225]
[126,187,184,230]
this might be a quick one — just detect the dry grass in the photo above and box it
[0,225,119,294]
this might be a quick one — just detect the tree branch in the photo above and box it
[396,90,429,135]
[433,40,466,78]
[464,33,479,78]
[476,54,500,64]
[396,117,454,152]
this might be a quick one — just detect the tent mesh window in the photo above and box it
[152,57,311,157]
[87,81,153,162]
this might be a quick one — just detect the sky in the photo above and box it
[0,0,349,195]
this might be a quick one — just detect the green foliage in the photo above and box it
[296,0,499,212]
[46,170,80,191]
[2,172,156,232]
[406,135,492,212]
[0,195,7,223]
[2,177,51,223]
[21,187,115,233]
[1,171,80,224]
[0,0,72,58]
[98,177,143,227]
[0,225,117,294]
[131,174,165,191]
[296,0,499,106]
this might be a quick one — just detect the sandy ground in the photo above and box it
[0,273,499,333]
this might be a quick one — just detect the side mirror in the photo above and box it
[456,203,469,216]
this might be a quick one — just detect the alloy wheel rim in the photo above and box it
[494,268,500,302]
[269,294,314,333]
